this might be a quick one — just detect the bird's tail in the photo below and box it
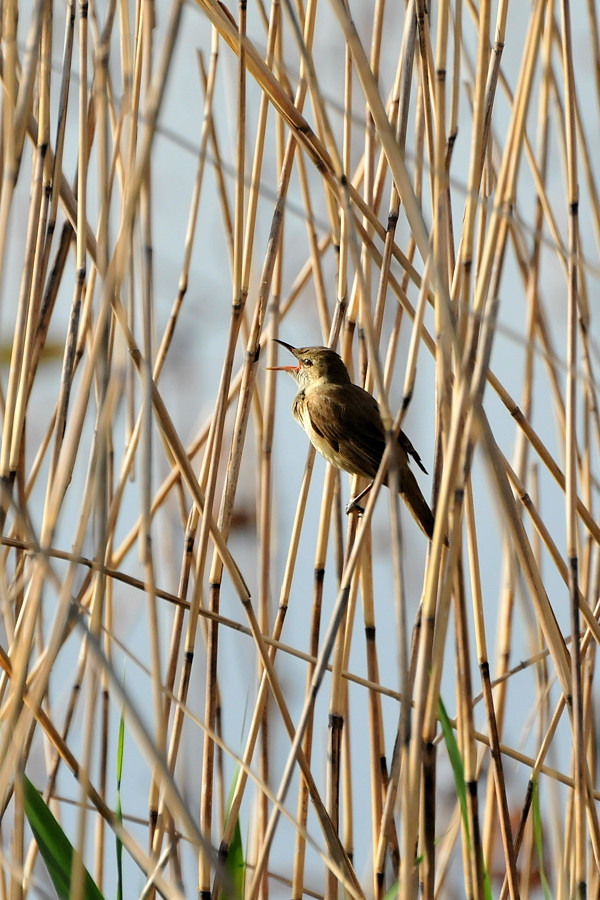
[398,467,436,540]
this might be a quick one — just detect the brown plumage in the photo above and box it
[268,341,436,539]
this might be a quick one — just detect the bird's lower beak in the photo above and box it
[266,363,301,372]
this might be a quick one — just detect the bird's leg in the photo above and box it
[345,480,374,515]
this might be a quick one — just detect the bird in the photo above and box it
[267,340,437,539]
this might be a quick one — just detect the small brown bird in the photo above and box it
[268,340,436,539]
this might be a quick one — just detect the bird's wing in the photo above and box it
[305,384,385,478]
[398,430,428,474]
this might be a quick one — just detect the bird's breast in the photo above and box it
[292,390,343,466]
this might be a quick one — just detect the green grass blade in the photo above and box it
[438,698,470,849]
[223,766,245,900]
[382,879,399,900]
[224,815,245,900]
[23,775,106,900]
[438,698,492,900]
[532,779,551,899]
[116,711,125,900]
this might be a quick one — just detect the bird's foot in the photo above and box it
[345,499,365,516]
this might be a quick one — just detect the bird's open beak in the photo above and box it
[265,339,301,372]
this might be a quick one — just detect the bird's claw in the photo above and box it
[345,499,365,516]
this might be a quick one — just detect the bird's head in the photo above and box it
[267,340,351,389]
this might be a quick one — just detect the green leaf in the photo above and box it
[223,766,245,900]
[438,698,470,850]
[23,775,106,900]
[382,879,399,900]
[116,711,126,900]
[438,699,492,900]
[224,815,245,900]
[532,779,551,900]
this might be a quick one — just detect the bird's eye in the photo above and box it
[302,358,313,367]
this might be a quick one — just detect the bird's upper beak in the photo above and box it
[265,339,301,373]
